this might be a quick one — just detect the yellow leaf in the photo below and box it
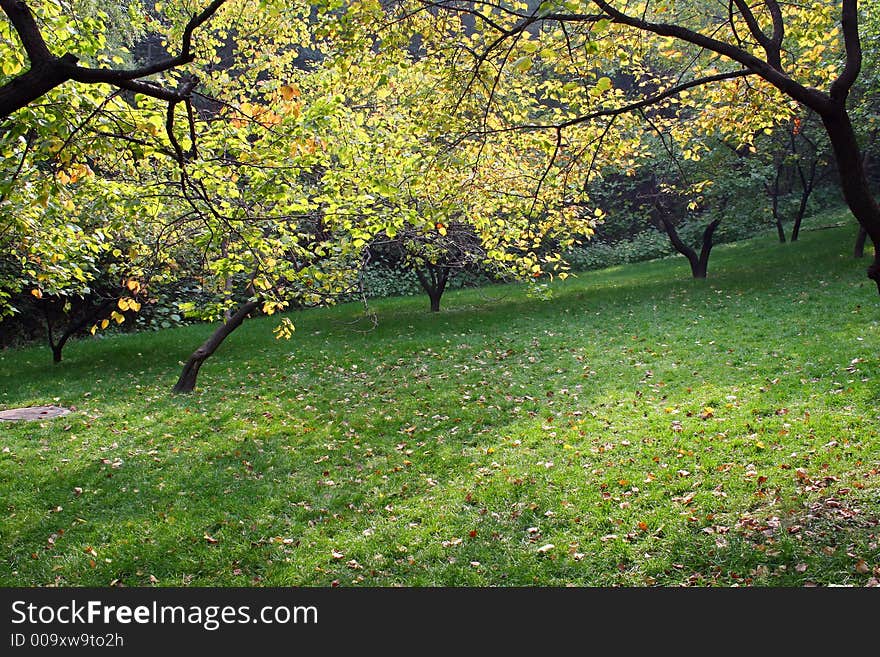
[118,298,130,311]
[280,85,300,101]
[31,288,43,299]
[100,319,109,329]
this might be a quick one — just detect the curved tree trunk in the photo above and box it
[695,219,722,278]
[820,108,880,292]
[659,215,719,279]
[172,300,259,394]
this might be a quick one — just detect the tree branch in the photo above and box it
[68,0,227,84]
[0,0,51,63]
[468,69,754,137]
[587,0,829,113]
[0,0,228,117]
[830,0,862,102]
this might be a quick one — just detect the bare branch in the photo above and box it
[557,70,755,132]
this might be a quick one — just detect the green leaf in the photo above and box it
[511,56,533,73]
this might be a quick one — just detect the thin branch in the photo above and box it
[69,0,227,84]
[586,0,829,113]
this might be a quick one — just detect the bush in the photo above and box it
[347,264,502,301]
[563,228,674,271]
[134,278,207,331]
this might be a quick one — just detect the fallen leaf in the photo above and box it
[203,534,218,544]
[673,492,696,506]
[536,544,555,554]
[855,560,870,574]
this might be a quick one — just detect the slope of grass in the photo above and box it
[1,210,878,587]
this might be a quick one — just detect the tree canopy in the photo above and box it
[1,0,879,390]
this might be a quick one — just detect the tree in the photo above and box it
[758,113,831,243]
[308,46,596,313]
[0,0,228,323]
[0,1,369,389]
[0,0,226,117]
[374,1,880,292]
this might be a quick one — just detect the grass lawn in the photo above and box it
[1,209,878,587]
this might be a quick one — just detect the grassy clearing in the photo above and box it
[1,209,878,587]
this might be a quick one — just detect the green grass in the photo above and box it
[2,209,879,587]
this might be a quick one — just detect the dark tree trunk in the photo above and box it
[790,147,818,242]
[428,290,442,312]
[820,107,880,292]
[0,0,227,117]
[415,266,450,313]
[172,300,259,394]
[658,215,720,279]
[45,297,114,363]
[695,219,722,278]
[855,226,868,258]
[766,168,787,243]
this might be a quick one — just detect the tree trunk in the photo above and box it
[415,266,450,313]
[658,215,716,279]
[790,157,817,242]
[821,108,880,292]
[172,300,259,394]
[766,169,787,243]
[695,219,721,279]
[45,297,114,364]
[0,63,68,117]
[855,226,868,258]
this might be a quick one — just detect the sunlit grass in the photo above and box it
[1,209,878,586]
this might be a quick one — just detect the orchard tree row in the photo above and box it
[1,0,878,391]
